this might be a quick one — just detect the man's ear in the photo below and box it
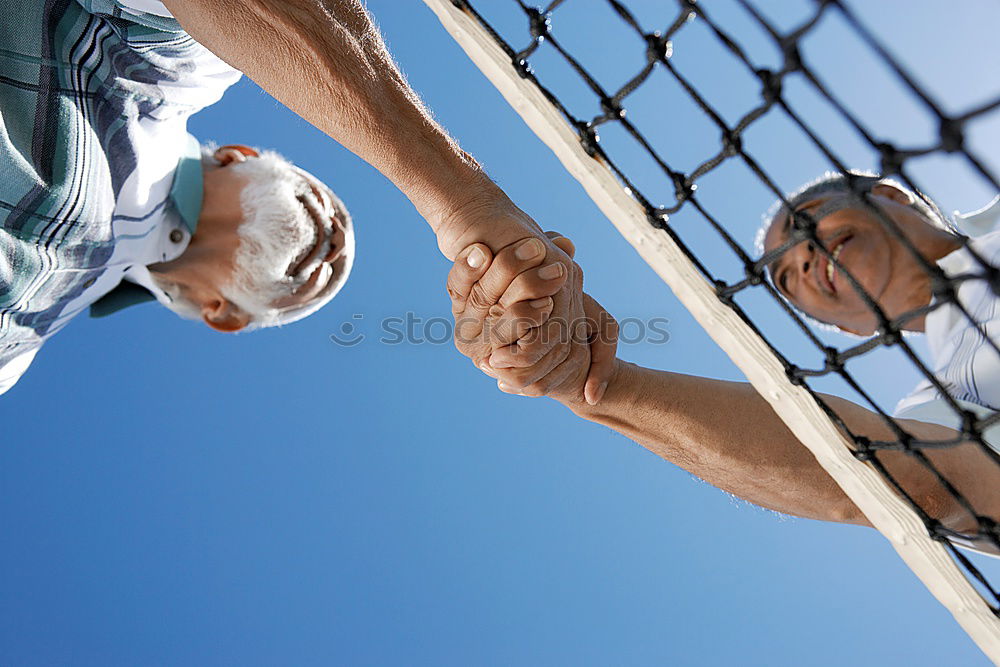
[214,144,260,166]
[871,182,913,206]
[201,298,252,333]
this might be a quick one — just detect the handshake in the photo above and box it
[446,232,620,408]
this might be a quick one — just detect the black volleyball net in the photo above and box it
[423,0,1000,657]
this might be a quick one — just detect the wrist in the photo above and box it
[430,185,544,260]
[560,358,635,417]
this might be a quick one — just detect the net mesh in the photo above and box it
[442,0,1000,612]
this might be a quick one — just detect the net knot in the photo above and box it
[853,448,874,462]
[670,170,694,204]
[526,7,551,41]
[600,96,626,121]
[645,33,673,64]
[721,128,742,156]
[877,142,904,175]
[823,346,843,373]
[931,275,955,302]
[877,325,900,346]
[646,207,670,229]
[985,267,1000,297]
[961,411,980,440]
[756,68,782,104]
[977,516,1000,540]
[575,121,600,157]
[927,521,949,542]
[939,117,965,153]
[780,38,802,73]
[714,279,733,304]
[784,364,806,386]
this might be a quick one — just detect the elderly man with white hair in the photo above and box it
[2,0,616,396]
[445,171,1000,552]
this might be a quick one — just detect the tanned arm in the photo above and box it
[162,0,522,257]
[163,0,606,387]
[445,226,1000,544]
[560,359,1000,535]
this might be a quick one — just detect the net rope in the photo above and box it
[436,0,1000,615]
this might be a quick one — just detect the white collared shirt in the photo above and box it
[0,0,240,395]
[894,197,1000,449]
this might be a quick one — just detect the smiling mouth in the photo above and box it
[820,236,851,294]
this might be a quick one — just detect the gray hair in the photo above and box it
[754,170,954,257]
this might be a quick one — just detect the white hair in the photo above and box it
[162,145,355,330]
[754,170,953,257]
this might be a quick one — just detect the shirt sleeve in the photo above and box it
[115,0,173,18]
[0,346,38,397]
[74,0,183,32]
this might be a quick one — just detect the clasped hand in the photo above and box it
[446,232,618,405]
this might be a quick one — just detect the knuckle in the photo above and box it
[446,285,465,307]
[507,367,539,388]
[519,383,545,398]
[496,241,541,274]
[466,283,494,312]
[454,316,481,346]
[453,333,474,357]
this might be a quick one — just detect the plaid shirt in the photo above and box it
[0,0,240,394]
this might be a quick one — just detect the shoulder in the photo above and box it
[74,0,185,33]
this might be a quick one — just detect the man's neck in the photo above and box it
[901,231,965,333]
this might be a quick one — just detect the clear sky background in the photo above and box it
[3,1,1000,665]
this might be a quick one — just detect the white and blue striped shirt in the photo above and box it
[0,0,240,394]
[895,198,1000,447]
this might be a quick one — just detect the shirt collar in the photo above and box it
[170,133,204,235]
[952,195,1000,238]
[89,135,203,318]
[925,198,1000,354]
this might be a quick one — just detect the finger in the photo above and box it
[520,330,590,399]
[497,379,524,396]
[490,324,578,388]
[484,298,554,348]
[464,236,551,316]
[581,294,619,405]
[477,358,498,378]
[497,261,569,308]
[545,231,576,259]
[488,315,567,370]
[447,243,493,316]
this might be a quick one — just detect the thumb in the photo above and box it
[582,293,619,405]
[447,243,493,316]
[544,231,576,259]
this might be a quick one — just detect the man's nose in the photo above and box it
[790,240,816,282]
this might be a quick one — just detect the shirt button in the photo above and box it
[170,229,184,243]
[82,277,96,288]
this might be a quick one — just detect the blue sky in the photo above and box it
[3,1,1000,665]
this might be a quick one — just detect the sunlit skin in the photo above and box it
[149,145,349,332]
[762,183,963,335]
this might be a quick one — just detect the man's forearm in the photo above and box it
[562,360,1000,530]
[564,361,866,523]
[163,0,527,257]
